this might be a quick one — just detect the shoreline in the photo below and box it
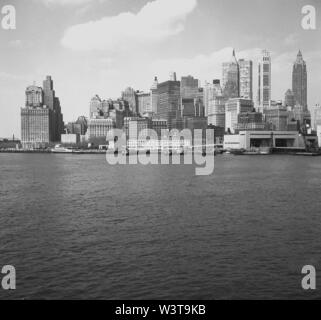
[1,149,321,156]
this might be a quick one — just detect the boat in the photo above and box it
[51,144,73,153]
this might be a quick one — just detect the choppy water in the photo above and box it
[1,153,321,300]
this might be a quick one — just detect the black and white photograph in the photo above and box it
[1,0,321,307]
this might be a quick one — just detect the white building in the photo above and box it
[257,50,271,111]
[61,134,79,145]
[225,98,254,133]
[317,126,321,148]
[224,131,301,150]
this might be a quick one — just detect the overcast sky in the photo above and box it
[0,0,321,138]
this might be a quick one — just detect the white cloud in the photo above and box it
[61,0,198,51]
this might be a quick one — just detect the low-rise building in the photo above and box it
[61,134,80,145]
[224,131,301,150]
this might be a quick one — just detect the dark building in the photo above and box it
[284,89,295,108]
[156,80,181,130]
[222,49,240,99]
[292,51,307,110]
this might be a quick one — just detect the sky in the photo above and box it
[0,0,321,138]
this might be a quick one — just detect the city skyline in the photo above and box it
[1,0,321,138]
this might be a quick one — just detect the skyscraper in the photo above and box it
[21,76,64,149]
[42,76,64,142]
[222,49,240,99]
[150,76,159,115]
[239,59,253,100]
[292,50,307,110]
[156,80,181,130]
[203,80,223,116]
[257,50,271,110]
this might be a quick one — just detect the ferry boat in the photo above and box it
[51,144,73,153]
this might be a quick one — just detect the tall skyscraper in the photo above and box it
[239,59,253,100]
[292,50,307,110]
[203,80,223,116]
[156,80,181,130]
[257,50,271,110]
[222,49,240,99]
[42,76,64,142]
[21,76,64,149]
[150,76,159,115]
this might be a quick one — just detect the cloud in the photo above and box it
[34,0,107,6]
[284,33,300,47]
[61,0,198,51]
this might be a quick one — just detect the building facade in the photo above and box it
[203,80,223,116]
[292,50,307,110]
[239,59,253,100]
[222,49,239,99]
[207,96,226,129]
[225,98,254,133]
[21,77,64,149]
[87,118,113,138]
[156,80,181,130]
[257,50,271,110]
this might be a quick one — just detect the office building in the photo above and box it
[239,59,253,100]
[292,50,308,110]
[137,91,151,115]
[122,87,138,114]
[150,76,159,115]
[222,49,240,99]
[156,80,181,130]
[310,104,321,130]
[203,80,223,116]
[257,50,271,110]
[21,77,64,149]
[225,98,254,133]
[207,96,227,129]
[87,118,113,138]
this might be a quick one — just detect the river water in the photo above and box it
[1,153,321,299]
